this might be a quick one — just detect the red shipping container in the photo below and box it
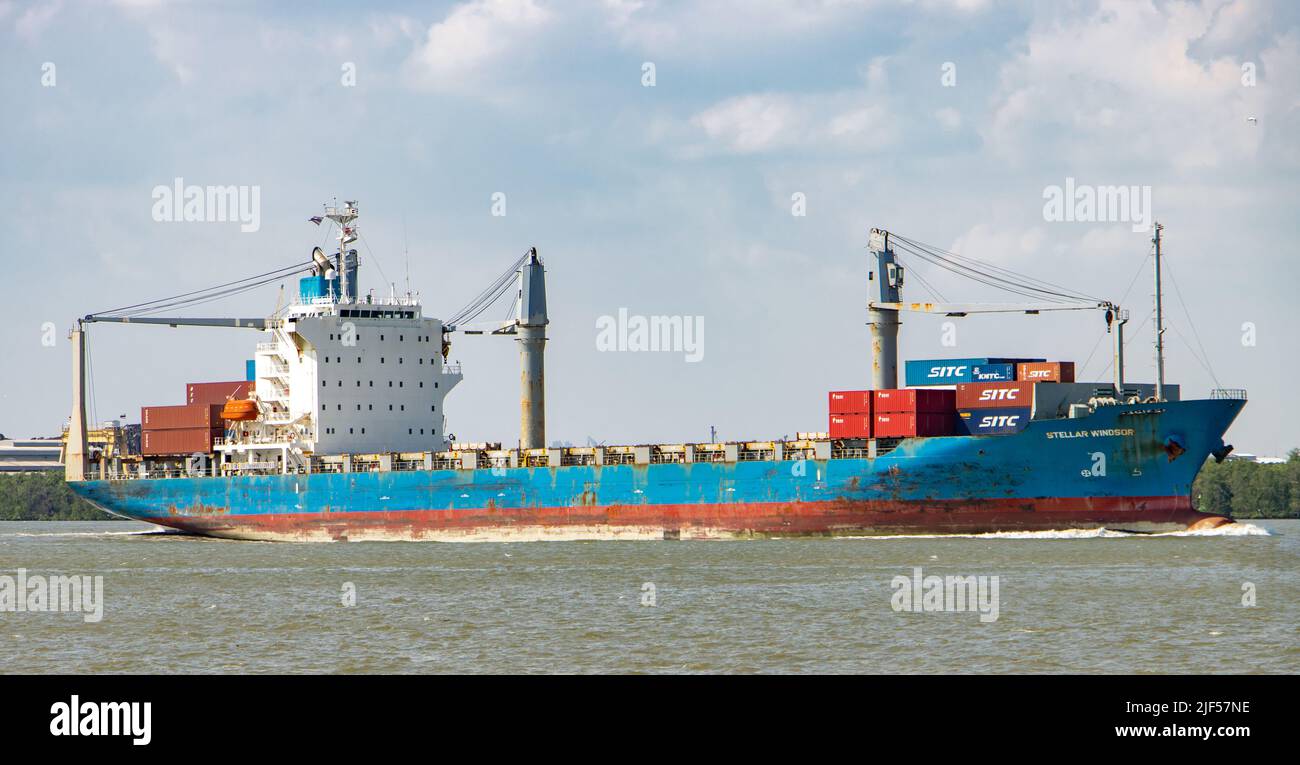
[828,390,873,415]
[874,411,954,438]
[956,381,1035,409]
[1016,361,1074,383]
[829,414,873,439]
[187,381,252,405]
[141,404,224,430]
[873,388,956,413]
[141,427,222,455]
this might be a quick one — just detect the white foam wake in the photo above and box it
[1155,522,1272,537]
[839,523,1272,540]
[0,528,165,538]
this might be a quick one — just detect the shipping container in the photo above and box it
[141,403,225,430]
[905,357,1045,386]
[828,390,873,415]
[1016,361,1075,383]
[955,381,1035,410]
[956,407,1032,436]
[873,388,955,413]
[829,413,873,439]
[141,427,223,455]
[186,381,252,406]
[874,411,954,438]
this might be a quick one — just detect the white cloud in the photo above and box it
[367,13,421,48]
[1196,0,1269,52]
[689,93,897,155]
[935,107,962,131]
[984,0,1292,171]
[601,0,891,56]
[14,0,60,41]
[406,0,551,91]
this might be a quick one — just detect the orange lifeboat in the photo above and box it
[220,398,259,422]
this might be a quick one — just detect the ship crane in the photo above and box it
[866,228,1139,397]
[442,248,548,450]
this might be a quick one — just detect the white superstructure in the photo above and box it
[217,202,462,471]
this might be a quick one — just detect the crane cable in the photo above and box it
[890,238,1080,303]
[444,251,530,330]
[90,260,315,318]
[1078,254,1151,378]
[1163,254,1222,389]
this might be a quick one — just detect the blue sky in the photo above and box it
[1,0,1297,455]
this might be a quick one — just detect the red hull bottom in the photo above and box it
[134,496,1234,542]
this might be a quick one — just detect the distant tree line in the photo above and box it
[0,471,119,520]
[1193,450,1300,519]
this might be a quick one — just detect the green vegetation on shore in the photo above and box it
[1193,450,1300,519]
[0,471,121,520]
[0,451,1296,521]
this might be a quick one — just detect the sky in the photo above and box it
[0,0,1297,455]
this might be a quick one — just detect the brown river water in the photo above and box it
[0,520,1295,674]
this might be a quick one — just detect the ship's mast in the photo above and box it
[1152,221,1165,401]
[325,201,359,304]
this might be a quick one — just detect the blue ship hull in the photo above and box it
[69,399,1244,541]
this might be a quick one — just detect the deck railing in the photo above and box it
[1210,388,1248,400]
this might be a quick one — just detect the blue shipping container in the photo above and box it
[956,407,1033,435]
[906,358,1045,386]
[245,359,256,382]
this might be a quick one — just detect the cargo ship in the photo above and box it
[63,206,1246,540]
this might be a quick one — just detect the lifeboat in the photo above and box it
[220,398,259,422]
